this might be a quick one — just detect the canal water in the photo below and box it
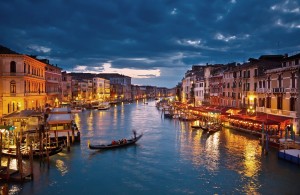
[4,100,300,194]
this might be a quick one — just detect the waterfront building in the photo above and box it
[181,65,203,105]
[263,53,300,134]
[61,71,72,102]
[203,65,220,106]
[100,73,131,101]
[77,80,89,100]
[131,85,141,100]
[0,45,46,118]
[209,66,225,106]
[44,61,62,107]
[70,73,132,102]
[146,86,157,99]
[194,77,205,106]
[156,87,168,98]
[222,63,238,107]
[93,77,110,101]
[167,87,177,99]
[138,86,147,99]
[71,79,79,101]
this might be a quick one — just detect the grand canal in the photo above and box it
[5,100,300,194]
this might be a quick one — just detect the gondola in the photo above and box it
[199,124,209,131]
[191,125,201,129]
[2,146,63,159]
[88,133,143,150]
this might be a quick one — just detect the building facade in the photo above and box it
[44,62,62,107]
[0,46,47,118]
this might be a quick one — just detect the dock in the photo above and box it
[278,149,300,165]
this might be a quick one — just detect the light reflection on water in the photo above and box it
[2,101,300,194]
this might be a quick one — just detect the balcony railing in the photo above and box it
[273,87,285,93]
[285,88,299,94]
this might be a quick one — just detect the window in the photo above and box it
[290,97,296,111]
[10,61,16,73]
[283,62,286,67]
[24,63,26,73]
[278,74,282,88]
[246,83,250,91]
[291,72,296,88]
[10,80,16,93]
[277,96,283,109]
[267,77,271,89]
[254,69,258,77]
[296,59,299,65]
[254,83,257,91]
[266,96,271,108]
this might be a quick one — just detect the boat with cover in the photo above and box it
[88,133,143,150]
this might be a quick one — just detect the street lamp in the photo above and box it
[247,106,255,116]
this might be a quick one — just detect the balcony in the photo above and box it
[285,88,299,94]
[256,88,270,93]
[273,88,285,93]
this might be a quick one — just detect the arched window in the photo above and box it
[24,63,26,73]
[10,80,16,93]
[10,61,16,73]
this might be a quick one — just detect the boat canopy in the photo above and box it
[47,114,73,124]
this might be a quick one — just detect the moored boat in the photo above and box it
[88,133,143,150]
[2,146,63,159]
[98,102,110,110]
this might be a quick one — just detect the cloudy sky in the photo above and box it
[1,0,300,88]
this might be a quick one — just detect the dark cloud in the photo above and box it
[1,0,300,88]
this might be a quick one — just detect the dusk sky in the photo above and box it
[1,0,300,88]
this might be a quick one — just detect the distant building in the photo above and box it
[43,61,62,107]
[61,71,72,102]
[93,77,110,101]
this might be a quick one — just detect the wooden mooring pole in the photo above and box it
[30,144,34,180]
[67,131,70,152]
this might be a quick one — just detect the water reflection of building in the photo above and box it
[223,128,261,178]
